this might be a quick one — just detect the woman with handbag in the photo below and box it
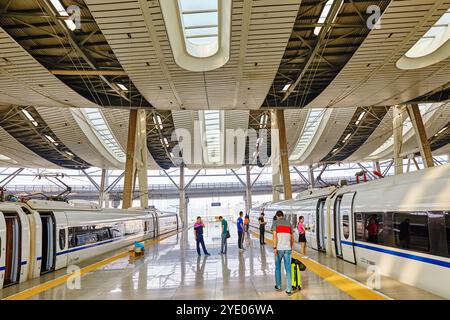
[297,216,307,256]
[219,216,229,255]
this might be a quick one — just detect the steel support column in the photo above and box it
[270,110,281,202]
[308,165,315,188]
[179,164,186,228]
[406,104,434,168]
[393,105,404,175]
[136,109,149,208]
[277,109,292,199]
[245,164,252,213]
[123,109,138,209]
[99,168,108,208]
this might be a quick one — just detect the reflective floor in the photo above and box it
[21,223,353,300]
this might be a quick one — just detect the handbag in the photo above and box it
[226,230,231,239]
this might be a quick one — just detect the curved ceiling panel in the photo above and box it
[0,106,91,169]
[307,1,450,109]
[0,124,58,169]
[35,106,122,169]
[84,0,301,110]
[320,106,390,163]
[102,108,161,170]
[298,107,356,165]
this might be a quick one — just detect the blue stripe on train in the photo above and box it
[341,240,450,268]
[56,238,117,256]
[0,266,5,271]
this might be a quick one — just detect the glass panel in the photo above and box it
[445,212,450,257]
[393,212,429,253]
[405,8,450,58]
[289,108,325,160]
[364,213,383,244]
[342,214,350,239]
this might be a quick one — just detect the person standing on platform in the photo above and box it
[194,216,210,256]
[237,211,245,251]
[271,210,294,296]
[258,212,267,245]
[297,216,307,256]
[219,216,229,254]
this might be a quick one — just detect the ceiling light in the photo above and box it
[355,111,366,125]
[22,109,39,127]
[436,126,447,135]
[65,151,74,157]
[332,148,339,153]
[50,0,68,16]
[342,133,351,143]
[65,20,77,31]
[116,83,128,91]
[282,83,292,92]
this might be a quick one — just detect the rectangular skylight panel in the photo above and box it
[185,27,218,38]
[182,11,218,28]
[50,0,69,17]
[179,0,218,13]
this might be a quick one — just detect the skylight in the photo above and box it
[200,110,223,164]
[22,109,38,126]
[179,0,219,58]
[160,0,231,71]
[289,108,325,161]
[49,0,77,31]
[313,0,342,36]
[83,108,125,162]
[405,8,450,58]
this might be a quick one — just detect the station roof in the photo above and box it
[0,0,448,170]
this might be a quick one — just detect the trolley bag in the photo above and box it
[291,258,302,291]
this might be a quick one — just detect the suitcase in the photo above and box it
[291,258,302,291]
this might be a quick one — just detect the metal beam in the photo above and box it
[293,166,310,185]
[105,172,124,193]
[185,170,201,190]
[0,168,24,189]
[49,69,127,76]
[81,169,100,190]
[406,104,434,168]
[282,0,344,102]
[393,105,404,175]
[163,170,180,190]
[276,109,292,199]
[36,0,130,102]
[230,169,246,187]
[123,110,138,208]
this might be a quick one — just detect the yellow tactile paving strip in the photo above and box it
[3,230,182,300]
[249,229,389,300]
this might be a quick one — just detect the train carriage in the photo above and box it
[250,164,450,299]
[0,200,180,289]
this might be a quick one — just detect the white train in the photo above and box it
[0,199,179,288]
[250,164,450,299]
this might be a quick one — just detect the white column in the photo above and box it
[245,164,252,213]
[393,105,404,175]
[179,164,186,228]
[136,109,149,208]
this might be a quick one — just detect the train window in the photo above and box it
[393,212,429,254]
[445,213,450,257]
[355,213,364,241]
[59,229,66,250]
[342,214,350,239]
[363,213,383,244]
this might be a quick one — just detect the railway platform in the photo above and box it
[0,223,442,300]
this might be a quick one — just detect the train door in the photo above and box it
[40,212,56,274]
[334,196,343,258]
[316,199,326,252]
[0,213,5,287]
[3,212,21,287]
[339,193,356,264]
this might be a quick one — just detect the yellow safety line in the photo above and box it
[3,229,183,300]
[249,230,388,300]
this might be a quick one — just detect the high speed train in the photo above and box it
[250,164,450,299]
[0,199,180,288]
